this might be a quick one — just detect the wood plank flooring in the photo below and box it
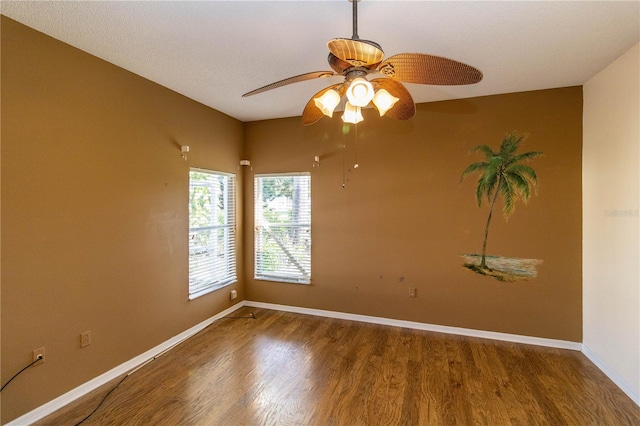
[35,307,640,425]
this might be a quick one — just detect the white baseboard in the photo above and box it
[6,303,245,426]
[244,301,583,351]
[582,344,640,406]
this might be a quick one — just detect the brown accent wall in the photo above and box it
[244,87,582,342]
[1,17,244,422]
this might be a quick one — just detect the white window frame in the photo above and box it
[188,168,237,299]
[254,173,311,284]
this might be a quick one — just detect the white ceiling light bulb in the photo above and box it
[342,102,363,124]
[346,78,375,107]
[313,89,341,117]
[372,89,399,117]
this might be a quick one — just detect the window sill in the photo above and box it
[189,279,236,300]
[255,276,310,285]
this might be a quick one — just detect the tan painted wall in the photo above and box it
[244,87,583,342]
[1,17,244,423]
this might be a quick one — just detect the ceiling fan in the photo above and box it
[242,0,483,125]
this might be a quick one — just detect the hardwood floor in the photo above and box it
[36,307,640,425]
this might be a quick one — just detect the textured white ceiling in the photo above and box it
[2,0,639,123]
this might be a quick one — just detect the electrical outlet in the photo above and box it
[33,347,45,365]
[80,331,92,348]
[230,289,238,300]
[409,288,417,298]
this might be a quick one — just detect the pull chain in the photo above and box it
[342,127,347,188]
[354,122,359,169]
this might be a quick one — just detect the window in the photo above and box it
[189,169,236,299]
[255,173,311,284]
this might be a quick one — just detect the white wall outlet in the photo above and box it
[80,331,92,348]
[33,347,45,365]
[409,288,417,298]
[230,290,238,300]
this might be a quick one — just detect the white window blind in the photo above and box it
[255,173,311,284]
[189,169,236,299]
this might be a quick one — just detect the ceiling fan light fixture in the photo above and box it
[372,89,399,116]
[346,77,375,107]
[314,89,341,117]
[342,102,363,124]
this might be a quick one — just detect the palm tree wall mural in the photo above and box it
[460,132,543,281]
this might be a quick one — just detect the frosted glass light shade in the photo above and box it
[313,89,341,117]
[345,78,375,107]
[372,89,399,116]
[342,102,363,124]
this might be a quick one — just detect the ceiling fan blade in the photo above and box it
[328,53,352,74]
[378,53,483,85]
[302,83,346,126]
[370,78,416,120]
[327,38,384,67]
[242,71,337,97]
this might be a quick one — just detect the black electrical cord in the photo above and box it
[0,355,43,392]
[74,374,128,425]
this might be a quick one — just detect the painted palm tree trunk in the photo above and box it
[480,175,502,269]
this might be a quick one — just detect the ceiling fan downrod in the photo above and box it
[351,0,359,40]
